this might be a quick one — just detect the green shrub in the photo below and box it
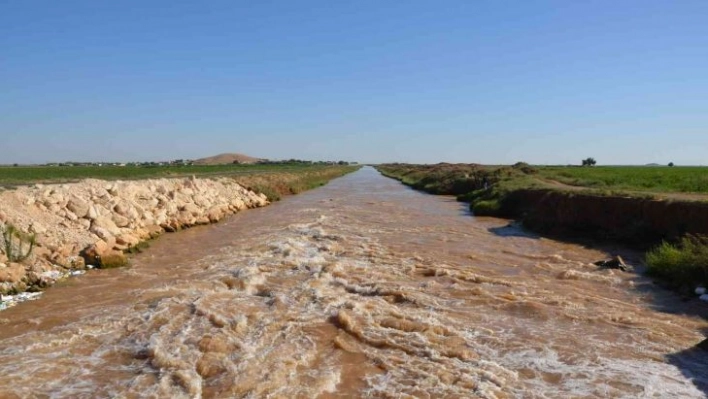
[1,223,36,262]
[471,200,502,216]
[645,235,708,287]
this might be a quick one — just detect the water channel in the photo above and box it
[1,167,706,398]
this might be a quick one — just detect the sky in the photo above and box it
[1,0,706,165]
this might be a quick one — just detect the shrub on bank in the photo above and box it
[471,200,501,216]
[645,235,708,288]
[1,223,36,262]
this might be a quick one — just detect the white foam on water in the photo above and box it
[1,196,706,398]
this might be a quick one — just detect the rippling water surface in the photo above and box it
[1,167,707,398]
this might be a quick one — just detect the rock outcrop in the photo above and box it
[594,256,631,272]
[0,176,269,295]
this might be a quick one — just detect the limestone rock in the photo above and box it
[92,216,121,236]
[116,234,140,248]
[81,240,123,267]
[181,203,201,217]
[86,205,100,220]
[144,225,164,239]
[112,214,130,228]
[28,222,47,235]
[64,210,78,222]
[0,173,277,296]
[230,198,246,211]
[0,263,25,284]
[66,197,90,218]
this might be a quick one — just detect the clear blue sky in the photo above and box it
[1,0,706,165]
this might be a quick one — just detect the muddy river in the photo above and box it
[1,167,707,398]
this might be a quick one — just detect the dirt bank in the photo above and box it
[375,164,708,248]
[503,189,708,246]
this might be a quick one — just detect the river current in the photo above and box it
[1,167,707,398]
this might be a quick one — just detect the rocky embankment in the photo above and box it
[0,176,269,299]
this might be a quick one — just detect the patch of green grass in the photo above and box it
[646,235,708,288]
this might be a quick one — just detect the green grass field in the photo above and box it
[536,166,708,193]
[0,163,340,186]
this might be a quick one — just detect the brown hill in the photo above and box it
[193,153,262,165]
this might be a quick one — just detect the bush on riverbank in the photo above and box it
[646,234,708,288]
[471,199,501,216]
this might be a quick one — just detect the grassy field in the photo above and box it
[537,166,708,193]
[378,163,708,202]
[0,163,347,186]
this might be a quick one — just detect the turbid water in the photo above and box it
[1,167,707,398]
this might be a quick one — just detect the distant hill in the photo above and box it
[193,153,262,165]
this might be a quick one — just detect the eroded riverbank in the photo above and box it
[0,167,706,398]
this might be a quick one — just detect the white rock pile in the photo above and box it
[0,176,268,300]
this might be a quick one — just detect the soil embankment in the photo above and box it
[503,189,708,246]
[376,164,708,247]
[0,167,358,300]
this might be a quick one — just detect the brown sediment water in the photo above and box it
[0,166,707,398]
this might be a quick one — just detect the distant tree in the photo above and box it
[581,157,597,167]
[12,163,18,167]
[668,162,674,167]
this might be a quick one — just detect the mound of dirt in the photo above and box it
[193,153,262,165]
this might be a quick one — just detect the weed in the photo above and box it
[1,223,36,262]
